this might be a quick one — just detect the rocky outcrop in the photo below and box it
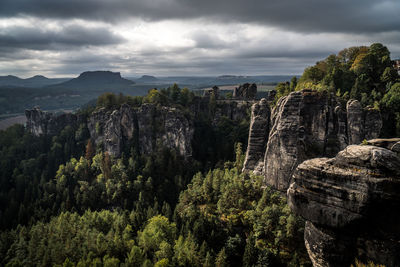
[243,89,383,191]
[25,107,79,136]
[346,100,364,144]
[213,100,252,124]
[88,103,194,158]
[190,97,253,126]
[242,99,270,174]
[233,83,257,99]
[263,90,356,191]
[263,90,331,190]
[203,86,220,99]
[287,143,400,267]
[365,138,400,150]
[26,97,253,159]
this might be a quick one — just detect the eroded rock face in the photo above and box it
[26,98,253,159]
[212,100,252,125]
[347,100,364,144]
[242,98,270,174]
[364,108,382,141]
[263,90,349,191]
[88,103,194,158]
[25,107,78,136]
[288,143,400,267]
[243,89,383,191]
[233,83,257,99]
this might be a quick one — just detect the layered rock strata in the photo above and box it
[25,107,79,136]
[26,98,253,159]
[242,98,270,174]
[87,103,194,158]
[233,83,257,99]
[243,89,383,191]
[287,143,400,267]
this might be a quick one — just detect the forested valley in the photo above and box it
[0,84,309,266]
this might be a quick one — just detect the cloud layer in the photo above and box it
[0,0,399,77]
[1,0,400,33]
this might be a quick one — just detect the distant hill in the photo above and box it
[135,75,159,83]
[0,71,296,116]
[53,71,135,90]
[0,75,68,87]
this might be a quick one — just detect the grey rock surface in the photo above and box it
[346,99,364,145]
[263,90,339,191]
[88,103,194,158]
[26,98,253,159]
[242,98,270,174]
[288,143,400,267]
[233,83,257,99]
[25,107,78,136]
[243,89,383,191]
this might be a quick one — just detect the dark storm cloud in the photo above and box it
[0,23,125,51]
[189,31,229,49]
[0,0,399,33]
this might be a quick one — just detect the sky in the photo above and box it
[0,0,399,78]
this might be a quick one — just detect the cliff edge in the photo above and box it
[287,140,400,267]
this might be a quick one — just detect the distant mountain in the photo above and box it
[216,75,249,80]
[53,71,135,90]
[135,75,159,83]
[0,75,20,86]
[0,75,68,87]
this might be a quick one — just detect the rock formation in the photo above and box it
[287,142,400,267]
[242,98,270,174]
[243,89,383,191]
[233,83,257,99]
[190,97,253,126]
[87,103,194,158]
[203,86,220,99]
[25,107,79,136]
[26,96,253,159]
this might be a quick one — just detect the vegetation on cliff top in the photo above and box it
[274,43,400,136]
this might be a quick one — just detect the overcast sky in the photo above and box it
[0,0,399,78]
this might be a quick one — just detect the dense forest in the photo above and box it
[1,43,398,267]
[0,83,309,266]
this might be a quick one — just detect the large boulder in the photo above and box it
[288,143,400,267]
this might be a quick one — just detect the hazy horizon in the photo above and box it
[1,72,301,79]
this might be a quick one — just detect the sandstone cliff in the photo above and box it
[25,107,79,136]
[87,103,194,158]
[26,98,252,159]
[287,140,400,267]
[242,98,270,174]
[243,89,383,191]
[233,83,257,99]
